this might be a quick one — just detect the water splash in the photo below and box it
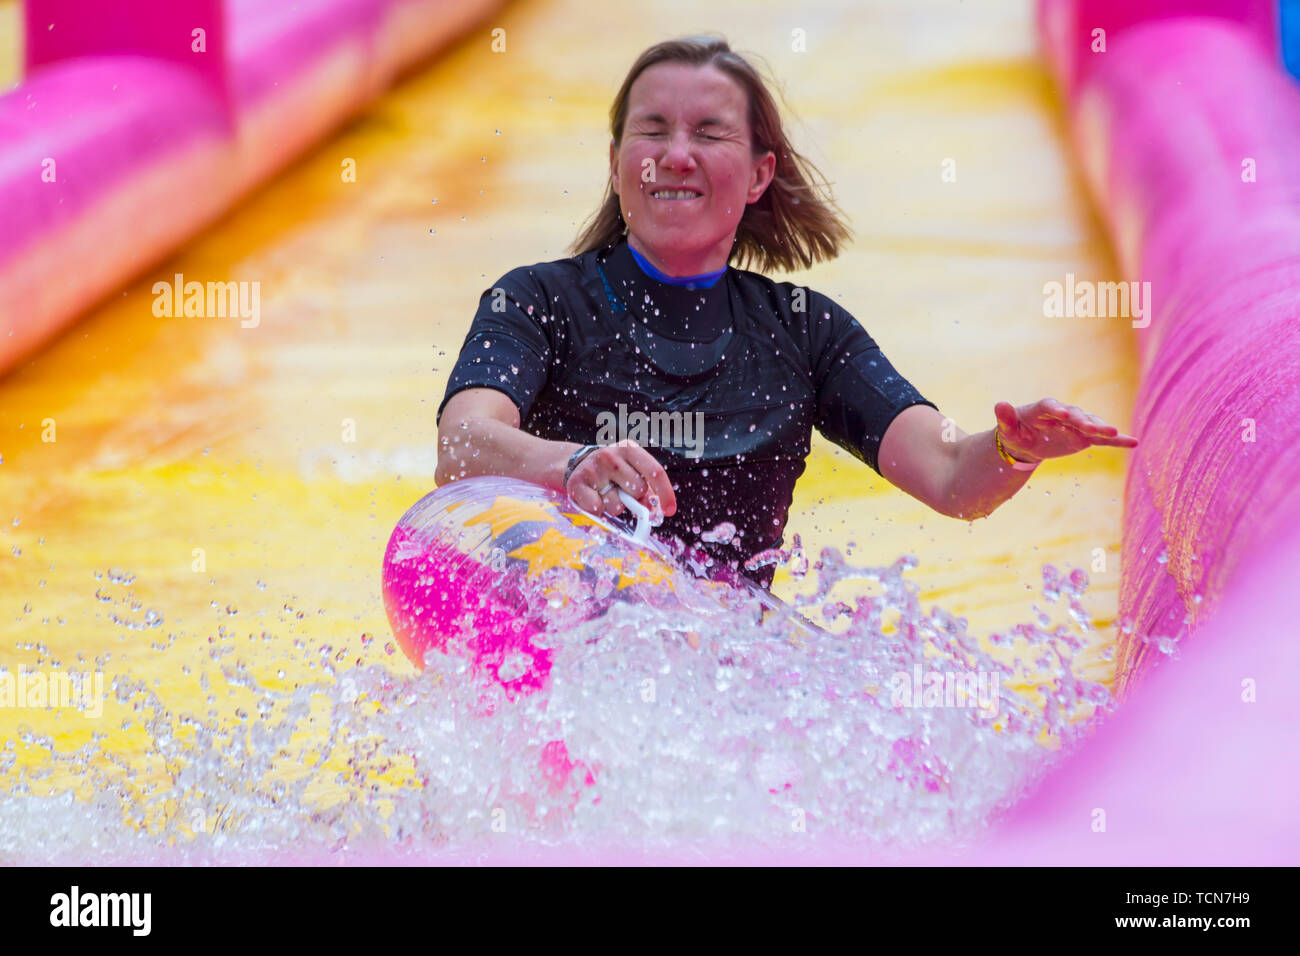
[0,546,1113,864]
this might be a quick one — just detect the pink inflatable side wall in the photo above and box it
[954,0,1300,865]
[0,0,504,375]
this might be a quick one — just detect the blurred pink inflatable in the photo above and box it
[1039,0,1300,694]
[0,0,503,375]
[960,0,1300,864]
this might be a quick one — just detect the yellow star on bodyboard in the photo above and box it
[510,526,592,576]
[462,496,560,539]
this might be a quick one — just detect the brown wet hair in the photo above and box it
[570,34,853,274]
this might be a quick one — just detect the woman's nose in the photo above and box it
[658,129,698,172]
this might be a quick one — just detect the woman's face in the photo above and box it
[611,61,775,275]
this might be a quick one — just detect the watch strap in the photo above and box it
[563,444,602,488]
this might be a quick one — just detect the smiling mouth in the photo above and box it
[650,189,703,200]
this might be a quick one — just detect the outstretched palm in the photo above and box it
[994,398,1138,462]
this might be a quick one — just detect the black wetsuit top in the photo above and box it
[437,236,939,589]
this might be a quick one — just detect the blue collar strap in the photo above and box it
[627,242,727,289]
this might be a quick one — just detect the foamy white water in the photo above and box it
[0,544,1111,864]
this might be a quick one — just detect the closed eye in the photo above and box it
[632,125,724,140]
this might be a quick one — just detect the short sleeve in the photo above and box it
[808,292,938,475]
[436,267,554,426]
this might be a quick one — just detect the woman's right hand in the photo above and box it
[565,439,677,520]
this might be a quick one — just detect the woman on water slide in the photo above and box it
[434,35,1138,589]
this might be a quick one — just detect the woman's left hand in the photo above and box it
[994,398,1139,462]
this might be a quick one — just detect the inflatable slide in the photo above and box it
[0,0,1296,864]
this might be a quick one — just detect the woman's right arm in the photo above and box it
[435,386,575,489]
[435,387,677,519]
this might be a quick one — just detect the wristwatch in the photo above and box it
[995,427,1040,471]
[562,444,602,488]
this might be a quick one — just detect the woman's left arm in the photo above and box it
[877,398,1139,520]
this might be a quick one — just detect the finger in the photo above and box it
[1049,402,1112,436]
[1032,398,1073,426]
[599,482,625,516]
[567,455,625,514]
[567,478,604,514]
[1072,409,1108,434]
[1048,417,1098,440]
[1084,413,1118,434]
[1066,412,1120,439]
[1086,434,1140,448]
[1060,405,1089,429]
[1037,403,1097,435]
[1048,407,1095,433]
[621,441,677,517]
[1020,401,1069,433]
[573,446,640,500]
[600,444,649,498]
